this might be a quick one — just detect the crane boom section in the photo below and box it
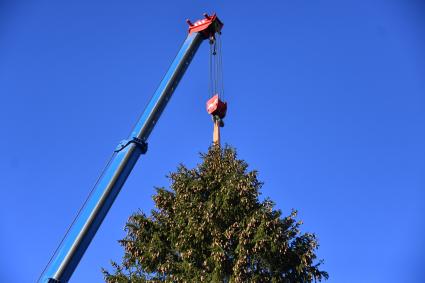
[39,15,221,281]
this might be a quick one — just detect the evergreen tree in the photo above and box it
[103,146,328,282]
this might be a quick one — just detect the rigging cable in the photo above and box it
[208,32,224,100]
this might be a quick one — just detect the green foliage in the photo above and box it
[103,146,328,282]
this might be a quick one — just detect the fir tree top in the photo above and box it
[103,145,328,282]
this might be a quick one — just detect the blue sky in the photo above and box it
[1,1,424,282]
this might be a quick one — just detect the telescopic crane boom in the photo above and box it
[39,13,223,283]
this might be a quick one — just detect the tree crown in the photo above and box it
[103,146,328,282]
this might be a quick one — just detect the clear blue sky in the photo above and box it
[1,1,424,282]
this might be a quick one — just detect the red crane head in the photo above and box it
[186,13,223,38]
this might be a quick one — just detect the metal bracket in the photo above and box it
[115,137,148,154]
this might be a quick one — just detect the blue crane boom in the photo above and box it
[39,13,223,283]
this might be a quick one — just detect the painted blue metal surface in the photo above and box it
[39,31,203,283]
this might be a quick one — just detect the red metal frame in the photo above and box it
[187,13,223,37]
[206,94,227,119]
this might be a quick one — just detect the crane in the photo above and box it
[39,13,223,283]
